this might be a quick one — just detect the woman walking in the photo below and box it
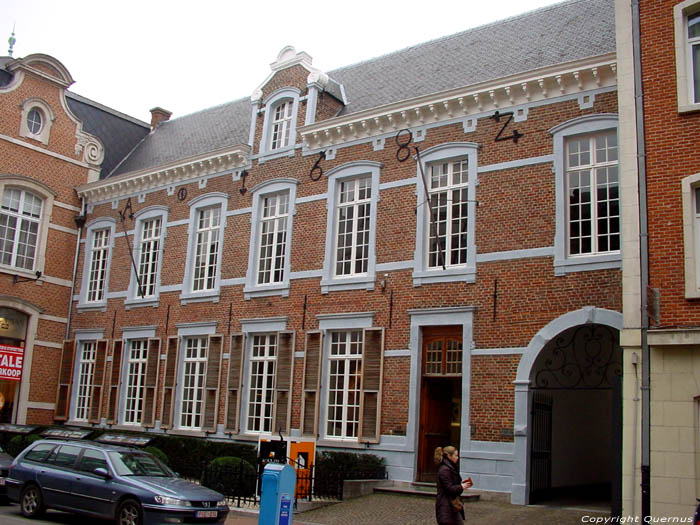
[435,446,473,524]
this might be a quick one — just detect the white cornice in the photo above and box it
[76,145,250,203]
[300,53,617,150]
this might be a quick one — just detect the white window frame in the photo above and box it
[239,317,288,436]
[674,0,700,113]
[0,177,54,280]
[244,180,297,299]
[550,115,621,275]
[117,326,157,426]
[19,98,54,145]
[245,333,278,434]
[317,312,373,444]
[173,322,216,433]
[181,193,227,303]
[78,218,116,310]
[121,338,149,426]
[73,339,97,422]
[0,188,42,271]
[126,206,168,307]
[325,330,363,441]
[413,143,478,286]
[178,336,208,431]
[258,88,300,161]
[681,172,700,298]
[321,161,381,294]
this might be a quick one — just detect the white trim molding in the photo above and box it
[300,54,616,150]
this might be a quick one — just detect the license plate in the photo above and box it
[195,511,217,518]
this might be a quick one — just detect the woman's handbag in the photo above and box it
[451,496,464,512]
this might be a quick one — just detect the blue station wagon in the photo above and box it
[5,439,229,524]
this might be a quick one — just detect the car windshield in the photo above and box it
[108,451,175,477]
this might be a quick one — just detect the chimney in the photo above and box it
[149,107,172,130]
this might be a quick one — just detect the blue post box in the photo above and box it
[259,463,296,525]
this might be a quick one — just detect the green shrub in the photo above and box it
[147,435,256,479]
[314,451,386,477]
[201,456,257,498]
[144,446,169,465]
[6,434,42,458]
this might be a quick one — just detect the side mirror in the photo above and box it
[94,467,112,479]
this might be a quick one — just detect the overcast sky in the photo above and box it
[2,0,564,123]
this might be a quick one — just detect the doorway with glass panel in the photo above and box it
[417,326,462,482]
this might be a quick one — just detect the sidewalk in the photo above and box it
[224,493,608,525]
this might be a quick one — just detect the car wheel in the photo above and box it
[117,498,143,525]
[20,484,45,518]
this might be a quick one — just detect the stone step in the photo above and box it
[374,484,480,501]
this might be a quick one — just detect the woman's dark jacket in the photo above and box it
[435,457,465,523]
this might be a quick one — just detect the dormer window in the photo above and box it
[258,88,300,160]
[19,98,54,145]
[270,100,293,150]
[26,109,43,135]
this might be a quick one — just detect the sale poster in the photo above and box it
[0,345,23,382]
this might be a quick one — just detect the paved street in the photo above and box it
[0,493,609,524]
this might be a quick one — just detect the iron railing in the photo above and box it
[197,458,387,508]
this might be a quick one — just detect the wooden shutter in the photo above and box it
[359,327,384,443]
[55,340,76,421]
[140,338,161,427]
[301,331,322,437]
[160,336,179,429]
[224,333,244,434]
[88,339,108,423]
[272,331,295,434]
[202,334,223,432]
[105,340,123,424]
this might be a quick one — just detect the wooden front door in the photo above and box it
[417,326,462,482]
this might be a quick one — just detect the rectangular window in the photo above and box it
[123,339,148,425]
[326,330,363,439]
[566,131,619,256]
[335,177,371,277]
[247,334,277,433]
[180,336,208,429]
[270,101,292,150]
[75,341,96,421]
[690,11,700,103]
[136,218,161,298]
[0,188,42,270]
[427,160,469,268]
[87,229,110,302]
[193,207,220,292]
[257,194,288,285]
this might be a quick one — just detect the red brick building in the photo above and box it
[617,0,700,518]
[0,52,148,427]
[5,0,623,506]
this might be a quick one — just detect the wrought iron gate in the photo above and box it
[528,324,623,512]
[529,391,553,502]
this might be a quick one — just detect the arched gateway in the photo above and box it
[511,307,622,513]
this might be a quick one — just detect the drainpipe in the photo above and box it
[65,197,86,340]
[631,0,650,519]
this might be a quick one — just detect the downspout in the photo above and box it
[65,197,86,340]
[631,0,651,519]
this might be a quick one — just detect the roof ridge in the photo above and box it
[328,0,586,76]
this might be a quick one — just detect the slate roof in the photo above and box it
[111,97,251,177]
[66,92,150,179]
[0,57,14,87]
[111,0,614,178]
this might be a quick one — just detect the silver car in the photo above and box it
[5,439,229,525]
